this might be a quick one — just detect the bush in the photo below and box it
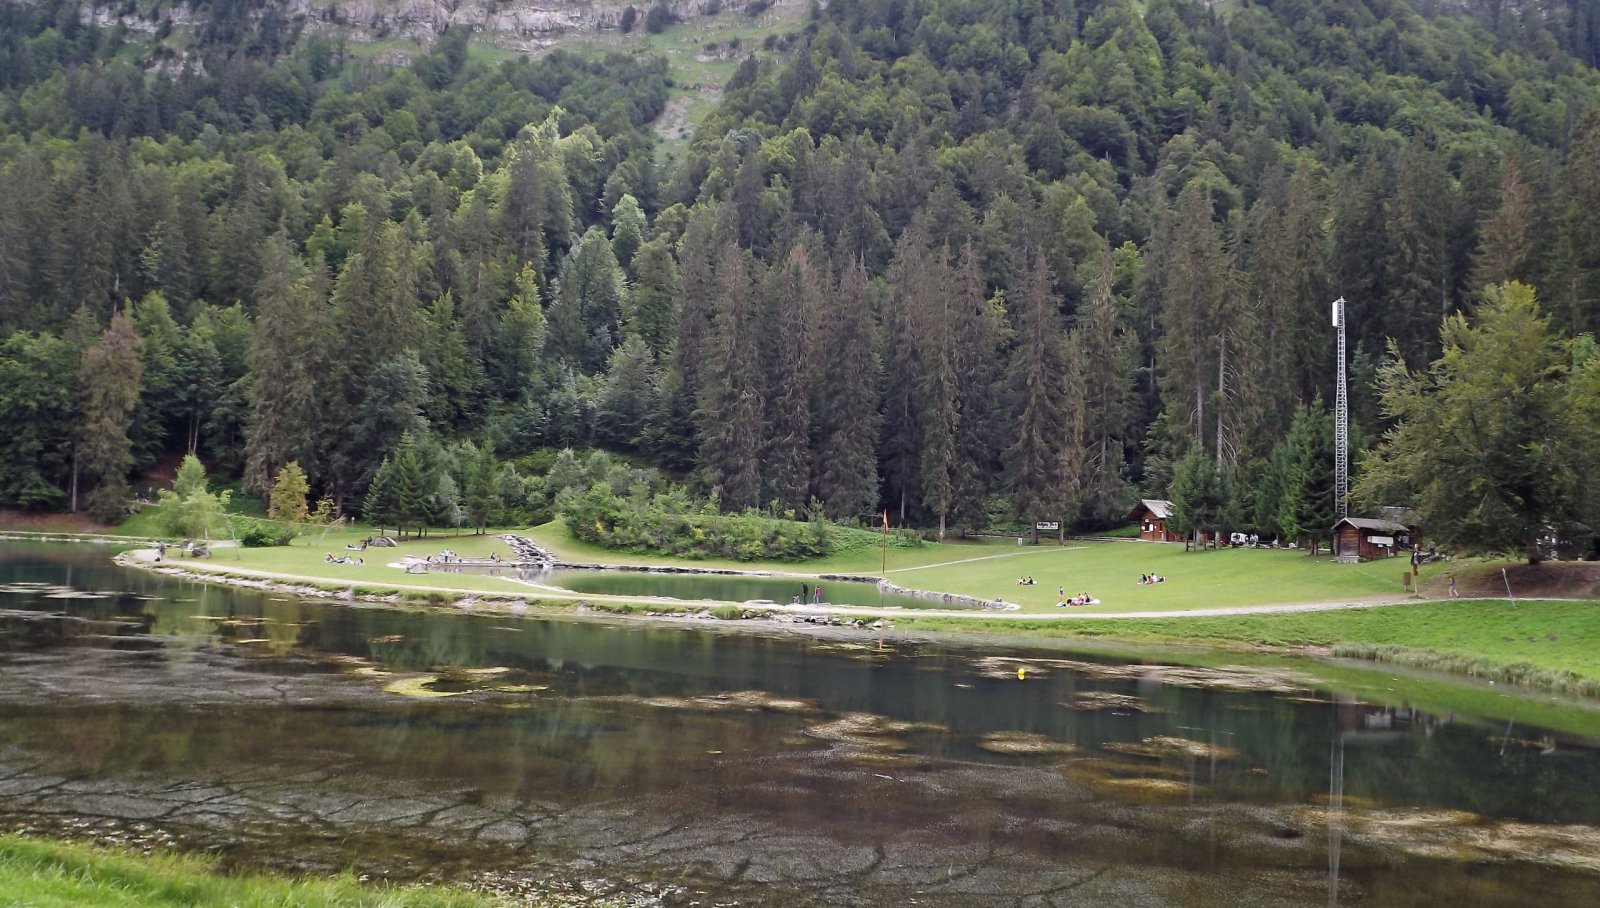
[710,605,744,620]
[558,482,879,561]
[235,519,297,547]
[644,1,675,33]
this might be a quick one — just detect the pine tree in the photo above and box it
[1471,152,1538,291]
[628,237,680,355]
[763,239,822,512]
[1006,252,1072,540]
[1557,109,1600,336]
[244,232,322,495]
[817,259,882,521]
[880,228,928,523]
[696,243,764,511]
[1075,243,1136,526]
[915,246,960,539]
[1155,183,1227,458]
[948,242,1001,535]
[1275,402,1336,554]
[1387,140,1456,364]
[77,310,145,521]
[268,461,311,524]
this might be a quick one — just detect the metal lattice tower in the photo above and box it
[1332,297,1349,520]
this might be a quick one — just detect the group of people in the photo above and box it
[791,583,824,604]
[1137,574,1167,585]
[324,552,364,565]
[1015,576,1038,585]
[1056,588,1095,607]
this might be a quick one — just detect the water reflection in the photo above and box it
[4,543,1600,905]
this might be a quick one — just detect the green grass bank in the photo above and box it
[0,835,507,908]
[901,598,1600,696]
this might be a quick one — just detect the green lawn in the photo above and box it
[145,519,1437,614]
[179,527,552,598]
[0,835,503,908]
[902,598,1600,693]
[884,541,1428,614]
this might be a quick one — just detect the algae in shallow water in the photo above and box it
[1105,736,1247,762]
[977,731,1078,755]
[383,675,469,698]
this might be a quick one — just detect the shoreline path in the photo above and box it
[103,545,1512,619]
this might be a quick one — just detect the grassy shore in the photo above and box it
[901,598,1600,695]
[0,835,504,908]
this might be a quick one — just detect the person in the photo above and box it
[325,552,335,563]
[812,584,822,603]
[803,582,810,601]
[1449,576,1459,598]
[1058,586,1066,606]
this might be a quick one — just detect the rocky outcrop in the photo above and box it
[84,0,795,55]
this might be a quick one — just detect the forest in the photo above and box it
[3,0,1600,555]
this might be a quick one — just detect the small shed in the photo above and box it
[1128,499,1182,543]
[1333,517,1416,561]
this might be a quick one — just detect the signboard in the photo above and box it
[1369,535,1394,547]
[1035,521,1060,532]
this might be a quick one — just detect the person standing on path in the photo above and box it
[1449,576,1459,598]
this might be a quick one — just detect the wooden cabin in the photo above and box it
[1128,499,1183,543]
[1332,517,1416,561]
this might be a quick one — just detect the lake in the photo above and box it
[3,542,1600,906]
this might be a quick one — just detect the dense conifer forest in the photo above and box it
[4,0,1600,553]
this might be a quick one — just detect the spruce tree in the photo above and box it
[1075,243,1136,527]
[1005,252,1071,540]
[817,259,882,521]
[696,243,764,511]
[1557,109,1600,336]
[763,240,822,512]
[948,242,1001,535]
[916,246,960,539]
[880,228,929,523]
[77,311,145,521]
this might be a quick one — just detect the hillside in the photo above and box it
[2,0,1600,554]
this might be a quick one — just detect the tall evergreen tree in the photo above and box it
[816,259,882,521]
[696,243,764,510]
[948,242,1001,535]
[1075,243,1136,527]
[1006,252,1073,540]
[76,310,145,521]
[1557,109,1600,336]
[763,239,822,512]
[244,233,323,495]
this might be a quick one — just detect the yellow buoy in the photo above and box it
[1017,668,1027,680]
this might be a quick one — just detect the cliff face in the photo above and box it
[84,0,781,55]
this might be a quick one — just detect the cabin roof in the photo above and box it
[1333,517,1411,533]
[1130,499,1173,520]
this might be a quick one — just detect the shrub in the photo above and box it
[710,605,744,620]
[557,482,906,561]
[235,519,297,547]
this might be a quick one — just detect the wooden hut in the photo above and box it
[1128,499,1182,543]
[1332,517,1417,561]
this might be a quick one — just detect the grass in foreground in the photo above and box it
[0,834,502,908]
